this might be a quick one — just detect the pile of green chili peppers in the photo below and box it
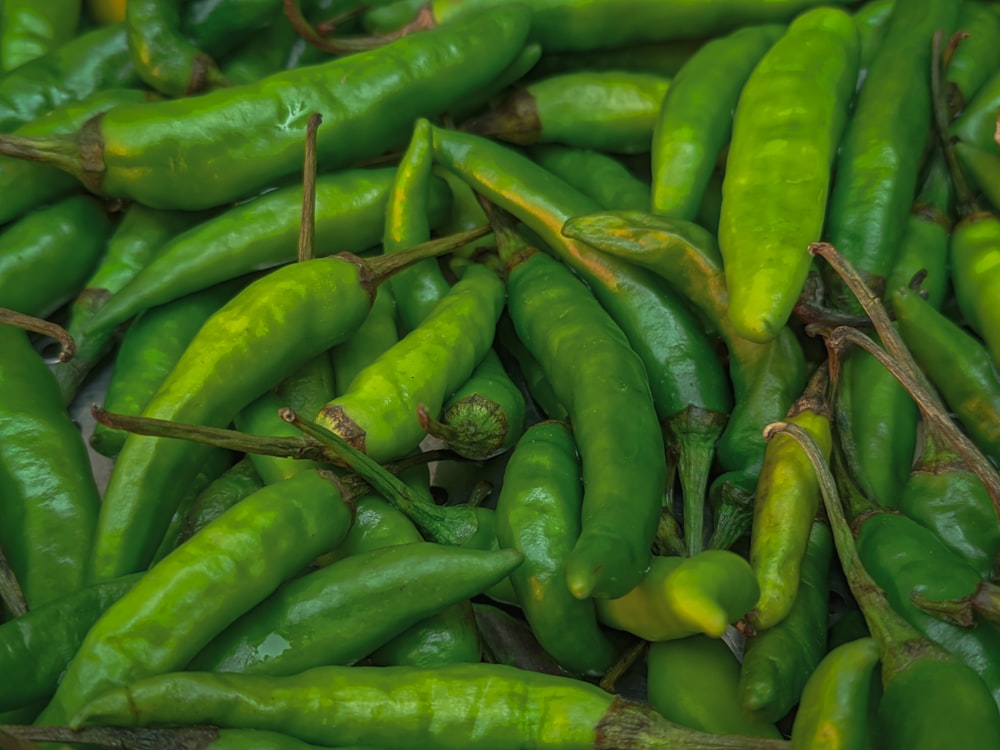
[2,1,1000,748]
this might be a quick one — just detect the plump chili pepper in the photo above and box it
[900,423,1000,581]
[332,287,399,394]
[945,1,1000,117]
[648,635,781,738]
[825,0,960,312]
[430,125,732,564]
[495,420,616,676]
[0,572,141,713]
[480,205,664,600]
[189,542,521,676]
[946,209,1000,371]
[892,286,1000,466]
[950,67,1000,152]
[788,637,881,750]
[88,234,475,583]
[86,168,450,334]
[0,5,531,209]
[853,0,893,86]
[56,203,208,404]
[0,194,112,319]
[179,457,264,544]
[1,0,81,72]
[125,0,229,96]
[421,348,526,460]
[445,42,545,125]
[740,519,833,724]
[0,22,137,133]
[720,7,859,343]
[460,71,671,154]
[769,420,1000,749]
[595,551,760,641]
[650,23,782,221]
[495,313,569,422]
[956,141,1000,213]
[70,663,791,750]
[530,144,650,212]
[430,0,852,51]
[37,468,356,727]
[748,366,833,632]
[314,263,504,464]
[560,210,807,477]
[91,280,247,458]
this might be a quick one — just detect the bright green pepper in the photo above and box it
[1,0,81,71]
[530,144,650,212]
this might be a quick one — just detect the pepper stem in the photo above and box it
[912,580,1000,629]
[297,113,322,263]
[0,546,27,618]
[357,224,491,289]
[0,307,75,361]
[762,420,950,687]
[599,640,647,694]
[418,399,509,460]
[0,725,219,750]
[0,132,83,178]
[280,408,483,547]
[283,0,435,54]
[595,696,789,749]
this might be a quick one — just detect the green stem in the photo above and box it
[283,0,434,54]
[0,545,27,617]
[0,308,75,362]
[359,224,492,288]
[0,133,82,178]
[930,29,979,217]
[599,640,647,694]
[297,113,322,264]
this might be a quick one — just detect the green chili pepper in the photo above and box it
[853,0,893,86]
[526,40,704,82]
[125,0,228,96]
[91,280,247,459]
[900,423,1000,581]
[70,662,791,750]
[559,210,807,477]
[182,0,288,60]
[0,194,112,319]
[56,202,208,404]
[0,726,381,750]
[788,637,881,750]
[38,468,356,727]
[720,7,859,343]
[86,168,450,334]
[1,1,81,71]
[648,635,781,738]
[956,141,1000,213]
[595,551,760,641]
[180,457,264,544]
[946,1,1000,117]
[947,210,1000,370]
[431,125,732,563]
[740,520,832,724]
[0,87,148,228]
[768,420,1000,750]
[650,23,783,221]
[220,21,302,86]
[332,286,400,395]
[892,285,1000,466]
[89,233,476,582]
[482,204,664,600]
[422,348,526,460]
[495,420,616,676]
[431,0,853,51]
[749,367,833,632]
[233,390,328,487]
[315,262,504,464]
[950,67,1000,153]
[0,572,140,713]
[0,5,532,209]
[495,313,569,422]
[0,22,137,132]
[530,144,650,212]
[461,71,671,154]
[825,0,960,312]
[189,542,521,676]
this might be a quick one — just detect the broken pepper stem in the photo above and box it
[0,307,75,361]
[283,0,435,54]
[297,113,323,264]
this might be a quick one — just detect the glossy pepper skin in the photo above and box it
[720,7,859,343]
[740,519,833,724]
[788,637,881,750]
[949,212,1000,371]
[88,254,385,583]
[647,635,781,738]
[559,210,806,476]
[0,5,532,210]
[188,542,522,676]
[0,329,102,611]
[38,468,356,727]
[650,23,783,221]
[950,67,1000,153]
[86,168,451,334]
[945,1,1000,116]
[315,263,505,464]
[530,144,650,212]
[595,551,760,641]
[0,23,137,132]
[180,457,265,543]
[0,573,141,712]
[495,420,616,676]
[892,286,1000,466]
[0,194,112,320]
[461,71,671,154]
[825,0,960,311]
[1,1,81,72]
[749,368,833,632]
